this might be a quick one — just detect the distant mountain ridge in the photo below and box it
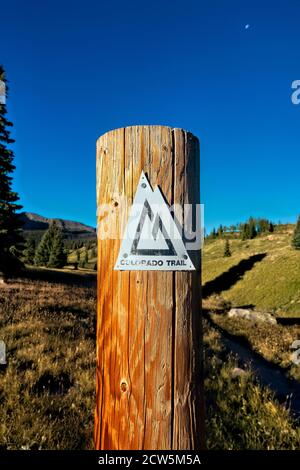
[20,212,96,240]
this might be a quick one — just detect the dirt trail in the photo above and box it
[208,317,300,419]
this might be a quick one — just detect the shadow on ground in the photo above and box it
[17,267,97,287]
[277,317,300,326]
[202,253,267,298]
[204,310,300,419]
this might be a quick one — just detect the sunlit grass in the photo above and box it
[203,231,300,315]
[1,265,299,449]
[0,271,95,450]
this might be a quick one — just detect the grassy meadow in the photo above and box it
[203,226,300,316]
[0,269,96,450]
[67,246,97,270]
[1,230,300,449]
[203,320,300,449]
[202,226,300,382]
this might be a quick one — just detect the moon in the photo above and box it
[245,24,250,29]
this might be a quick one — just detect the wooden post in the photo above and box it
[95,125,204,450]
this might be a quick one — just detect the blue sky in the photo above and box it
[1,0,300,231]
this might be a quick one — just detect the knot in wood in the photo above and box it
[120,381,128,392]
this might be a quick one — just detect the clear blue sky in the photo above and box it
[1,0,300,231]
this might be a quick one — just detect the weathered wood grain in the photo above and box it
[95,125,203,450]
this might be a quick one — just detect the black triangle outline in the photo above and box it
[130,199,177,256]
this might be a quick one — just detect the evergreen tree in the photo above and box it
[76,249,80,262]
[238,222,244,232]
[23,237,36,265]
[223,239,231,257]
[257,218,274,234]
[292,216,300,250]
[217,224,223,238]
[0,65,24,275]
[48,227,67,268]
[241,223,250,240]
[35,222,67,268]
[34,228,52,266]
[241,218,257,240]
[248,217,257,239]
[84,250,89,265]
[257,218,268,233]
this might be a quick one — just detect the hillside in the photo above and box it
[67,245,97,269]
[20,212,96,242]
[203,225,300,384]
[202,226,300,316]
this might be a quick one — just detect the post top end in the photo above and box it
[96,125,199,144]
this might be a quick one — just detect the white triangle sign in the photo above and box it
[114,171,195,271]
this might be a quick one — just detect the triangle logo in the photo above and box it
[114,171,195,271]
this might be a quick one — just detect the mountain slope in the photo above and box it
[20,212,96,240]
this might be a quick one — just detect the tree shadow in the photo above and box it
[17,267,96,287]
[202,253,267,298]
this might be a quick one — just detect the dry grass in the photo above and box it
[203,320,300,449]
[0,268,96,450]
[202,229,300,382]
[1,267,300,449]
[209,310,300,381]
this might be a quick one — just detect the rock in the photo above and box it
[231,367,247,379]
[227,308,277,325]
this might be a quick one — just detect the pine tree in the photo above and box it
[248,217,257,239]
[48,226,67,268]
[0,65,24,275]
[292,216,300,250]
[84,250,89,265]
[241,223,250,240]
[241,218,257,240]
[223,239,231,257]
[35,222,67,268]
[23,237,36,265]
[34,228,52,266]
[217,224,223,238]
